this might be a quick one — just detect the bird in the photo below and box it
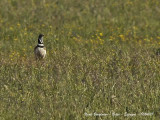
[34,34,46,60]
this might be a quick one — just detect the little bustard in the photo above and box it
[34,34,46,60]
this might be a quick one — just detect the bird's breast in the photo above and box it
[35,47,46,58]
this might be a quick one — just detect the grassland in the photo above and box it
[0,0,160,119]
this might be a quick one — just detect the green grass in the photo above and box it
[0,0,160,119]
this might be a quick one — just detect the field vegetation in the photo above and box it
[0,0,160,119]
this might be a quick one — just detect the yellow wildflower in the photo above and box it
[14,38,18,41]
[157,36,160,39]
[10,27,13,30]
[119,34,125,41]
[17,23,20,27]
[99,33,103,36]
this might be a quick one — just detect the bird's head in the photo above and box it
[38,34,44,44]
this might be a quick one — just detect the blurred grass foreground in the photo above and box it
[0,0,160,119]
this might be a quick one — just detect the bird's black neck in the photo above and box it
[38,38,43,44]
